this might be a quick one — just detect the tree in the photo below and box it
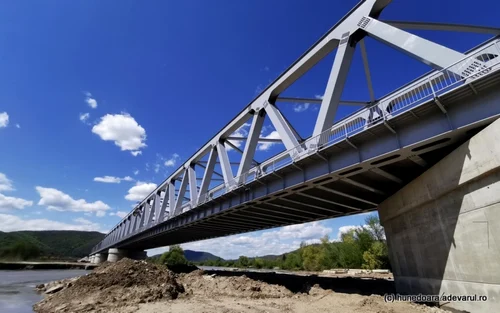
[237,255,249,267]
[364,216,385,241]
[159,245,188,267]
[362,241,389,269]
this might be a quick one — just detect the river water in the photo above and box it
[0,270,89,313]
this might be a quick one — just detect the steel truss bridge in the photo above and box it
[92,0,500,254]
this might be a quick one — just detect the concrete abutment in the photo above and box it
[378,118,500,312]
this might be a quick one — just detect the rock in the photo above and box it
[45,284,65,294]
[36,284,45,290]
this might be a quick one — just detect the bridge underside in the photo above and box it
[112,71,500,252]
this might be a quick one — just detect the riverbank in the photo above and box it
[33,258,451,313]
[0,261,97,270]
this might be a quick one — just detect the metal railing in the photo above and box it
[92,40,500,254]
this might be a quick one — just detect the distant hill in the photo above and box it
[0,230,105,261]
[184,250,221,262]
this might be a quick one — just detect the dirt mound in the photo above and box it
[33,258,184,313]
[179,270,293,299]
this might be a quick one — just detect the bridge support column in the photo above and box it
[107,248,126,263]
[89,255,95,264]
[378,118,500,312]
[94,253,107,264]
[107,248,147,262]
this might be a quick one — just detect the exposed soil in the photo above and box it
[33,259,184,313]
[33,259,450,313]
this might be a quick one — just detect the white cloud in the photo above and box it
[79,113,90,124]
[94,176,120,183]
[15,124,20,129]
[35,186,111,215]
[147,221,332,259]
[257,130,281,151]
[0,112,9,128]
[125,181,157,202]
[0,213,103,232]
[84,92,98,109]
[93,175,134,184]
[109,211,128,218]
[226,123,251,151]
[133,170,139,176]
[293,103,310,112]
[0,173,14,192]
[95,211,106,217]
[164,153,180,167]
[0,193,33,211]
[336,225,364,241]
[92,113,147,156]
[315,94,324,100]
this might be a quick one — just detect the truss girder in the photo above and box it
[96,0,500,251]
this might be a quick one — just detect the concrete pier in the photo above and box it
[106,248,147,263]
[378,119,500,312]
[94,253,107,264]
[107,248,125,263]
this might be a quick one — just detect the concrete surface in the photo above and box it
[378,118,500,312]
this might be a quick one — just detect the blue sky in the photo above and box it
[0,0,497,259]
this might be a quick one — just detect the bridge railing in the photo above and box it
[93,40,500,254]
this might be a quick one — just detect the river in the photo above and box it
[0,270,89,313]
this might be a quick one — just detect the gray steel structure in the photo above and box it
[91,0,500,254]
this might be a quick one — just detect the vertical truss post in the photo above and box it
[359,39,375,102]
[131,213,139,233]
[147,197,156,226]
[139,204,147,229]
[313,35,356,138]
[157,188,168,224]
[167,180,176,217]
[187,164,199,208]
[174,169,189,216]
[118,223,125,239]
[125,216,132,236]
[236,110,265,183]
[216,140,236,189]
[198,147,217,204]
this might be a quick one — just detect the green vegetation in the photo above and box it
[0,230,105,261]
[158,245,189,266]
[197,216,390,271]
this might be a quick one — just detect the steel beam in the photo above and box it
[359,38,375,102]
[139,205,147,230]
[362,17,467,73]
[264,102,302,153]
[226,136,282,143]
[198,147,217,204]
[157,190,168,224]
[216,141,236,188]
[174,169,189,215]
[313,35,356,137]
[167,180,176,217]
[236,111,265,182]
[187,165,199,208]
[276,97,368,106]
[383,20,500,35]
